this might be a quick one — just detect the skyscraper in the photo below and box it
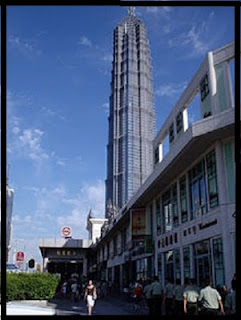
[105,8,156,217]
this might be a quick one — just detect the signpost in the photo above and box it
[61,226,72,238]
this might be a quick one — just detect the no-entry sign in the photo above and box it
[61,226,72,238]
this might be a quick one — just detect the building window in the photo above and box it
[172,184,179,228]
[206,150,219,208]
[164,251,174,283]
[156,199,161,235]
[154,147,159,164]
[175,249,181,281]
[189,160,208,220]
[162,186,179,232]
[180,175,188,223]
[200,73,209,102]
[57,250,61,256]
[162,190,172,233]
[213,238,225,288]
[183,247,191,280]
[176,111,183,134]
[169,122,174,144]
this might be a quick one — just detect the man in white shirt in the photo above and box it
[150,276,162,315]
[198,278,225,315]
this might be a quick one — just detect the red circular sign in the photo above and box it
[61,226,72,237]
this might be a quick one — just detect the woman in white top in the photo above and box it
[84,280,97,315]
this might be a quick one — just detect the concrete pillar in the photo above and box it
[83,255,87,277]
[159,142,163,162]
[207,52,218,115]
[180,248,184,285]
[183,108,189,132]
[119,264,123,291]
[43,257,49,272]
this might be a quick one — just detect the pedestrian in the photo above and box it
[84,280,97,315]
[183,278,200,315]
[71,280,78,303]
[198,278,225,315]
[150,276,162,315]
[163,278,174,315]
[61,280,67,299]
[225,278,236,315]
[133,281,143,311]
[173,278,184,316]
[143,279,153,315]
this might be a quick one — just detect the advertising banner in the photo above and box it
[131,209,146,239]
[16,251,24,264]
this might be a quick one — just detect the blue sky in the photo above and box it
[7,6,234,264]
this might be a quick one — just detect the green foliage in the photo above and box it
[7,273,59,301]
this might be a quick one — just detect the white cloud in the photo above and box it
[18,128,49,161]
[8,34,42,58]
[155,81,187,98]
[58,180,105,237]
[78,36,92,47]
[101,102,109,114]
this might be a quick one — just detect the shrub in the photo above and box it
[7,273,59,301]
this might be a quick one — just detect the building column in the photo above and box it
[159,143,163,162]
[83,256,87,277]
[180,248,184,285]
[43,257,49,273]
[119,264,123,291]
[183,108,189,132]
[190,246,195,278]
[112,266,115,283]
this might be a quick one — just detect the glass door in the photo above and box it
[197,255,211,287]
[195,240,212,287]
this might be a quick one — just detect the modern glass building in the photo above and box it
[105,8,156,216]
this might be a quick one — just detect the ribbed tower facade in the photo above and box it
[105,8,156,217]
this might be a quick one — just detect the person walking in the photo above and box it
[84,280,97,315]
[61,280,68,299]
[163,278,174,315]
[150,276,162,315]
[183,278,200,315]
[173,278,184,316]
[71,280,78,303]
[198,278,225,315]
[225,278,236,315]
[143,279,153,315]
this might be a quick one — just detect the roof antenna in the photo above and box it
[128,7,136,17]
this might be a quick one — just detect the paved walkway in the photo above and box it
[49,294,149,315]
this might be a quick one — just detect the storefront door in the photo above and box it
[197,255,211,287]
[194,240,211,287]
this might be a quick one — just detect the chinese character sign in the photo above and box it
[132,209,146,238]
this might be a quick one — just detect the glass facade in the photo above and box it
[105,11,156,215]
[213,238,225,288]
[183,247,191,280]
[156,199,161,235]
[189,160,208,220]
[206,150,219,208]
[180,175,188,223]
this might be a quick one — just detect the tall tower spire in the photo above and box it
[105,10,156,217]
[128,7,136,17]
